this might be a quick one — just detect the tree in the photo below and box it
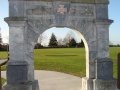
[80,39,84,47]
[57,39,63,47]
[37,33,46,46]
[109,41,114,47]
[69,38,77,47]
[77,40,84,47]
[35,43,43,49]
[63,31,76,47]
[0,28,3,50]
[49,33,58,47]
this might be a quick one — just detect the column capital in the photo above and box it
[94,19,113,26]
[4,17,28,27]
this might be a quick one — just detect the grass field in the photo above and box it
[0,47,120,78]
[34,48,86,77]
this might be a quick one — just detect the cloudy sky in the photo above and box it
[0,0,120,45]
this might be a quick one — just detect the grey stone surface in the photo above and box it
[7,61,28,85]
[96,4,108,19]
[5,0,116,90]
[9,1,25,17]
[95,58,113,79]
[93,79,117,90]
[82,77,93,90]
[3,84,32,90]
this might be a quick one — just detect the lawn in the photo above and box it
[0,47,120,78]
[34,48,86,77]
[110,47,120,78]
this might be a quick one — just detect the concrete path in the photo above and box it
[2,70,82,90]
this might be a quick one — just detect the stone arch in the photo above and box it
[3,0,117,90]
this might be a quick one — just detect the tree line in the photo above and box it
[35,31,84,49]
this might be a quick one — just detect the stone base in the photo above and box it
[82,77,117,90]
[93,79,117,90]
[82,77,93,90]
[2,80,39,90]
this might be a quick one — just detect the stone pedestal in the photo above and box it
[82,77,93,90]
[93,79,117,90]
[82,77,117,90]
[2,61,39,90]
[3,80,39,90]
[82,58,117,90]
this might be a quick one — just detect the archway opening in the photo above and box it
[34,27,89,77]
[34,27,88,90]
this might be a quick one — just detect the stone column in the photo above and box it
[3,17,39,90]
[93,19,117,90]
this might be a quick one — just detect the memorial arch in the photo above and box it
[3,0,116,90]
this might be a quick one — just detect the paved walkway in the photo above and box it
[2,70,82,90]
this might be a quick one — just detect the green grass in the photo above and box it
[1,78,6,86]
[0,47,120,78]
[34,48,86,77]
[110,47,120,78]
[0,51,8,59]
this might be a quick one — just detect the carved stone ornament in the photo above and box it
[57,5,67,15]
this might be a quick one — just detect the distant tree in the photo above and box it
[35,43,43,49]
[37,34,46,46]
[0,28,3,50]
[109,41,114,47]
[69,38,77,47]
[49,33,58,47]
[78,40,84,47]
[117,44,120,47]
[80,40,84,47]
[57,39,63,47]
[63,31,76,47]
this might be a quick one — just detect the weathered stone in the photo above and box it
[9,1,25,17]
[93,79,117,90]
[82,77,93,90]
[3,84,32,90]
[95,58,113,80]
[7,62,28,85]
[4,0,116,90]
